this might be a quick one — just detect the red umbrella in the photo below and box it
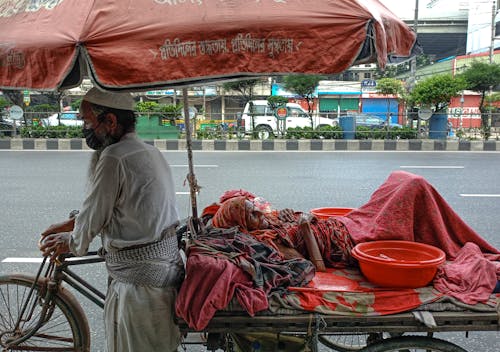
[0,0,417,91]
[0,0,418,225]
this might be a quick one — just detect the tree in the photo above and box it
[409,74,466,112]
[460,61,500,126]
[283,74,322,115]
[222,79,260,104]
[376,78,405,115]
[266,96,288,110]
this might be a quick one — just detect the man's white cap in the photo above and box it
[83,87,135,111]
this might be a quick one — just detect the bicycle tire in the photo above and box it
[0,274,90,351]
[358,336,468,352]
[318,332,394,351]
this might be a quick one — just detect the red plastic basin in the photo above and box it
[310,207,354,219]
[351,240,446,288]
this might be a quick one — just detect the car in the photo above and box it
[0,119,15,136]
[344,113,402,129]
[41,111,83,127]
[241,100,338,139]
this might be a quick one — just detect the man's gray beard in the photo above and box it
[87,135,120,183]
[87,149,102,183]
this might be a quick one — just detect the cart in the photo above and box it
[1,251,498,352]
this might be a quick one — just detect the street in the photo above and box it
[1,150,499,351]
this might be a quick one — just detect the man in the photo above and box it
[39,87,183,352]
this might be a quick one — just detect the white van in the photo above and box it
[241,100,337,139]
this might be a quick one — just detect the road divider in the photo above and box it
[1,138,500,152]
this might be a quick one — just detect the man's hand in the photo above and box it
[40,218,75,237]
[278,208,296,222]
[38,232,71,260]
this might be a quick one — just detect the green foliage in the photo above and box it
[284,125,342,139]
[460,61,500,93]
[223,79,260,103]
[0,96,9,110]
[355,126,416,140]
[409,74,466,112]
[316,125,343,139]
[283,74,323,114]
[460,61,500,122]
[283,75,322,97]
[71,99,82,111]
[135,101,160,112]
[135,102,182,125]
[376,78,405,97]
[267,96,288,110]
[285,126,315,139]
[159,104,183,119]
[20,125,83,138]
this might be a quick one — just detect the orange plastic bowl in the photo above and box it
[310,207,354,219]
[351,240,446,288]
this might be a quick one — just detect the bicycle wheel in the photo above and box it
[358,336,468,352]
[0,274,90,351]
[319,332,390,351]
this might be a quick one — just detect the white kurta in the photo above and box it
[68,132,181,352]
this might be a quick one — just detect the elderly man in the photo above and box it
[39,88,183,352]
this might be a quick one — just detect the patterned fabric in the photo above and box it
[211,196,356,268]
[189,231,315,292]
[105,230,184,288]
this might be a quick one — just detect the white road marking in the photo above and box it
[170,165,218,168]
[2,258,43,263]
[460,194,500,197]
[400,166,464,169]
[2,257,88,263]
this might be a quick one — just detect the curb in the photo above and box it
[1,138,499,152]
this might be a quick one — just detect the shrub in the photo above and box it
[20,125,83,139]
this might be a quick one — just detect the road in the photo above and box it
[1,150,499,351]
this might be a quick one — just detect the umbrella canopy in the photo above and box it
[0,0,418,92]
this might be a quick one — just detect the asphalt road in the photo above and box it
[1,150,499,351]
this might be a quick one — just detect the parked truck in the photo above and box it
[241,100,337,139]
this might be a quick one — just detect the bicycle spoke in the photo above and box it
[1,281,79,350]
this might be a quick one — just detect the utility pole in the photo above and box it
[488,0,496,132]
[413,0,420,135]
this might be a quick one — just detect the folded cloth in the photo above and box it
[433,242,498,305]
[175,253,268,330]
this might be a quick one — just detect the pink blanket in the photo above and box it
[342,171,500,261]
[175,253,268,330]
[434,242,498,304]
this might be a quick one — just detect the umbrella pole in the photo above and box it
[182,88,200,234]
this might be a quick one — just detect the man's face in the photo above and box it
[79,100,121,151]
[80,101,106,138]
[244,199,269,230]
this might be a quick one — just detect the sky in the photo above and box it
[379,0,470,20]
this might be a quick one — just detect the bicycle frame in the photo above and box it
[5,252,105,348]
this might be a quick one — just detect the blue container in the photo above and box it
[339,115,356,139]
[428,114,448,139]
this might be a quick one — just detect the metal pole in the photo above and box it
[459,91,464,130]
[413,0,420,136]
[488,0,496,131]
[182,88,200,232]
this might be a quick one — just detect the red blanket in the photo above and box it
[434,242,499,304]
[175,253,268,331]
[342,171,500,262]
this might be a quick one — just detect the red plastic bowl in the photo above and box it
[310,207,354,219]
[351,240,446,288]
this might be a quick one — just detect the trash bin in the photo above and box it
[428,114,448,139]
[339,115,356,139]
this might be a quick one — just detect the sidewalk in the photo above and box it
[1,138,500,151]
